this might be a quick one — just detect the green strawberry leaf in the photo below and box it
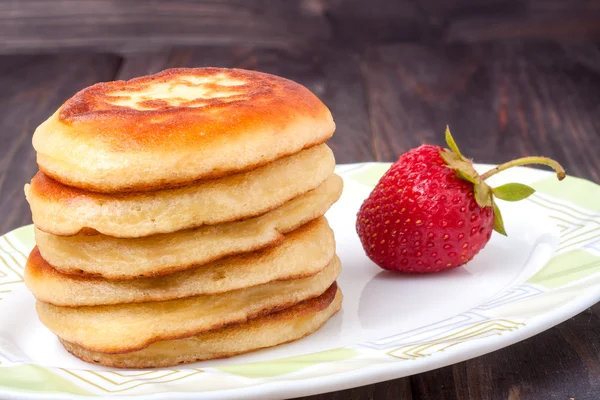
[492,200,507,236]
[456,170,478,185]
[473,182,493,208]
[445,126,463,158]
[440,148,461,164]
[492,183,535,202]
[440,149,481,185]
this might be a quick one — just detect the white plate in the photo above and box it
[1,163,600,399]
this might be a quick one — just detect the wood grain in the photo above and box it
[0,54,121,235]
[0,0,329,54]
[324,0,600,46]
[420,0,600,43]
[324,0,436,44]
[294,378,413,400]
[361,41,600,182]
[116,46,376,162]
[2,0,599,54]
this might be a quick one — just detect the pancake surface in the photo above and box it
[26,144,334,237]
[26,67,343,368]
[33,68,335,192]
[33,174,342,278]
[26,218,335,306]
[59,285,342,368]
[36,256,340,353]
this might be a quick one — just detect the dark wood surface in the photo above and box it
[0,0,330,53]
[2,0,600,53]
[1,2,599,398]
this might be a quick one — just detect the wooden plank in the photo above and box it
[361,41,600,181]
[0,54,121,234]
[0,0,329,54]
[292,378,413,400]
[324,0,435,44]
[435,0,600,43]
[446,16,600,43]
[116,46,376,162]
[324,0,600,46]
[411,307,600,399]
[2,0,599,55]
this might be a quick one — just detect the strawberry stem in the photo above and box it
[480,156,566,181]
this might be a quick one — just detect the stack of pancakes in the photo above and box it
[23,68,343,368]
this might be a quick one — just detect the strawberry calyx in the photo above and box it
[439,126,566,236]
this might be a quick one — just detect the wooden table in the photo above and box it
[1,1,599,399]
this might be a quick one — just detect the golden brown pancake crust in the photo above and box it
[34,68,335,192]
[60,68,322,135]
[58,284,341,368]
[35,257,341,354]
[31,175,343,279]
[26,145,335,238]
[25,217,336,306]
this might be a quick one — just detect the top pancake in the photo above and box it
[33,68,335,192]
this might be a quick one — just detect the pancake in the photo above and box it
[36,256,341,353]
[25,144,335,238]
[26,217,335,306]
[33,174,342,279]
[33,68,335,193]
[59,284,342,368]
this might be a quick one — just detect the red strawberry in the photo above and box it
[356,127,565,273]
